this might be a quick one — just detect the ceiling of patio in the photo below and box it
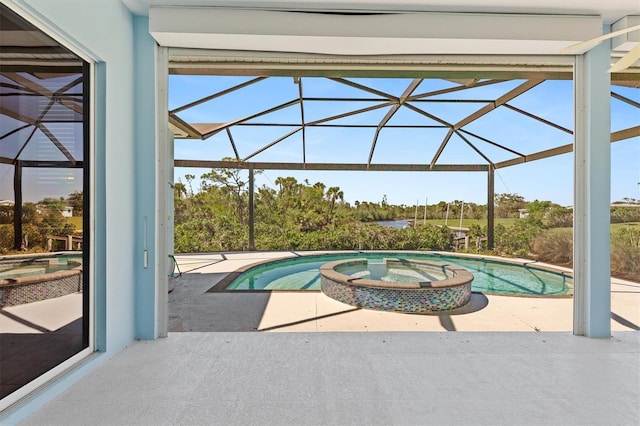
[154,1,639,171]
[125,0,639,25]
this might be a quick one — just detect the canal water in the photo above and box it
[376,219,410,229]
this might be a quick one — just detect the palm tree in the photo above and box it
[326,186,344,217]
[67,190,84,216]
[173,182,187,199]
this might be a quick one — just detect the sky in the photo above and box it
[170,76,639,207]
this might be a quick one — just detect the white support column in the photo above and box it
[156,46,169,338]
[248,167,255,251]
[168,131,175,267]
[573,39,611,338]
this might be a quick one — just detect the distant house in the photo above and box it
[0,200,14,207]
[518,209,529,219]
[447,226,469,239]
[61,206,74,217]
[36,204,74,217]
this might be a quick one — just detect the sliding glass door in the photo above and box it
[0,3,90,404]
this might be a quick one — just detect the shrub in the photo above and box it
[0,225,13,254]
[543,207,573,228]
[494,220,544,256]
[530,231,573,265]
[528,227,639,281]
[611,227,640,282]
[611,207,640,224]
[251,222,453,252]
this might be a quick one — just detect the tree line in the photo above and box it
[172,166,639,281]
[0,192,82,253]
[1,168,637,282]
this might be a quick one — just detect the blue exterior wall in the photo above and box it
[133,15,159,340]
[10,0,157,348]
[2,1,159,421]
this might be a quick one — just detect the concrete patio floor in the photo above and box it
[17,331,640,425]
[7,252,640,425]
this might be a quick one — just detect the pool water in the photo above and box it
[0,256,82,279]
[336,260,452,282]
[225,252,572,296]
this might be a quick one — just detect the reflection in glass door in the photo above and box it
[0,3,90,402]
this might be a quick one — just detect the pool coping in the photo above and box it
[0,268,82,288]
[0,251,82,262]
[0,253,83,288]
[319,258,473,289]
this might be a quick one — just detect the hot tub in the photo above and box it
[320,258,473,313]
[0,254,83,306]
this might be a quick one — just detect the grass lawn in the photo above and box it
[611,222,640,231]
[67,216,83,230]
[550,222,640,234]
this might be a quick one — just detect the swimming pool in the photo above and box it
[0,255,82,279]
[0,254,83,306]
[220,252,572,296]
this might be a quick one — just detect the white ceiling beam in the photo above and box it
[612,15,640,51]
[150,7,602,56]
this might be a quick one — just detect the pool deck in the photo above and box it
[169,251,640,333]
[5,251,640,425]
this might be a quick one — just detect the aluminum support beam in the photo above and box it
[170,77,265,114]
[368,79,422,165]
[487,166,495,250]
[3,72,83,114]
[39,124,77,163]
[202,99,299,139]
[175,160,488,172]
[494,125,636,169]
[226,128,240,160]
[611,125,640,142]
[454,79,543,130]
[297,78,307,164]
[248,167,255,251]
[13,161,22,250]
[573,41,611,338]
